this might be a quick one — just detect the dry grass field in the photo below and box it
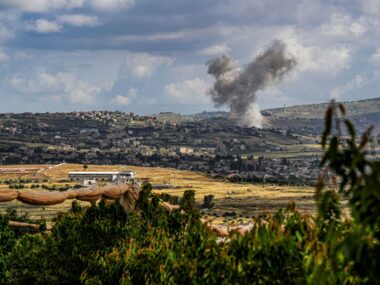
[0,163,317,223]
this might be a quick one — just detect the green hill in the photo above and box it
[265,97,380,120]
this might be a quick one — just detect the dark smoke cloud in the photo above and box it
[206,39,297,127]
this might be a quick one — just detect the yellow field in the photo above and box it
[0,163,317,222]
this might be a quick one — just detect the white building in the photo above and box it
[179,147,194,155]
[68,171,136,184]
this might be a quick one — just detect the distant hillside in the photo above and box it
[156,97,380,121]
[154,98,380,134]
[265,97,380,120]
[154,111,229,122]
[190,111,229,120]
[153,112,190,122]
[262,97,380,134]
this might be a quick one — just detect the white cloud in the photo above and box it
[49,95,62,103]
[26,19,62,33]
[0,51,8,62]
[8,70,61,94]
[370,48,380,63]
[277,29,351,75]
[171,64,206,78]
[68,89,95,104]
[164,78,210,104]
[320,13,367,37]
[88,0,135,11]
[0,0,135,13]
[360,0,380,15]
[28,14,100,33]
[114,31,187,43]
[0,22,14,42]
[14,51,34,60]
[111,95,130,105]
[6,69,101,105]
[199,44,231,56]
[59,72,101,104]
[113,26,219,44]
[142,97,159,106]
[120,53,173,79]
[330,75,368,99]
[111,88,137,105]
[1,0,84,13]
[58,14,100,27]
[301,46,351,74]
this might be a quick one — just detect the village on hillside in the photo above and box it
[0,111,325,185]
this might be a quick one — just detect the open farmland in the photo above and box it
[0,163,317,223]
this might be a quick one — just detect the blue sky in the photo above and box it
[0,0,379,114]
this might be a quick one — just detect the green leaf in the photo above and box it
[343,119,356,141]
[338,103,346,116]
[322,106,333,149]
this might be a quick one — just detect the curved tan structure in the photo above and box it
[161,201,180,213]
[0,190,19,202]
[102,184,130,199]
[8,221,40,230]
[119,186,140,212]
[18,191,69,206]
[66,190,79,199]
[0,183,138,206]
[76,188,105,202]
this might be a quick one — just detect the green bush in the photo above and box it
[201,194,215,209]
[0,215,15,283]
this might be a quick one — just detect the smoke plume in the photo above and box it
[206,39,297,127]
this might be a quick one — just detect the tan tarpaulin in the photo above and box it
[161,201,180,213]
[0,190,18,202]
[18,191,68,206]
[102,184,130,199]
[66,189,79,199]
[75,188,105,202]
[120,187,141,212]
[8,221,40,230]
[0,184,138,205]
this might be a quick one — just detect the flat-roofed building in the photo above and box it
[68,171,136,183]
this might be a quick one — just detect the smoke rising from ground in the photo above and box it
[206,39,297,128]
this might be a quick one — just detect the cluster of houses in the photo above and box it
[0,111,332,185]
